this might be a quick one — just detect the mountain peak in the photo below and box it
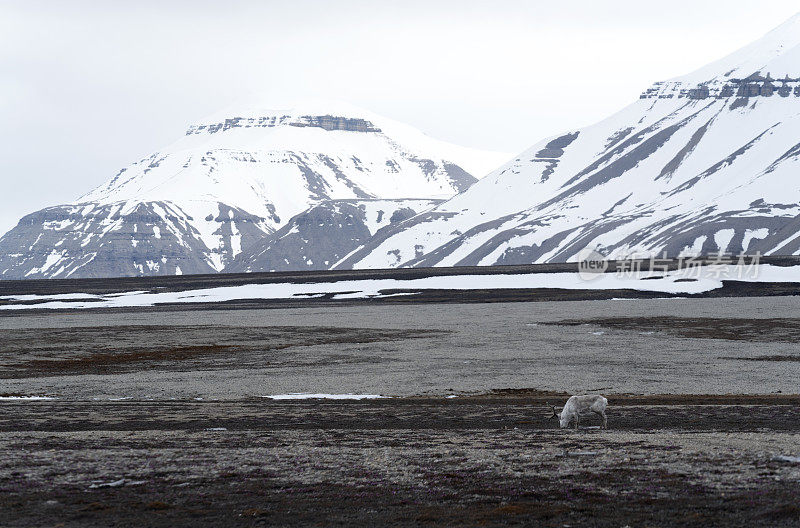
[339,12,800,270]
[675,12,800,84]
[181,97,510,177]
[200,97,377,123]
[0,96,509,279]
[185,97,383,136]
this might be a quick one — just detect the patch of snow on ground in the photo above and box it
[89,478,147,489]
[773,455,800,464]
[0,293,99,301]
[0,396,55,401]
[3,264,800,311]
[263,393,386,400]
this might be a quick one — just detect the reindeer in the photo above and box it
[548,395,608,429]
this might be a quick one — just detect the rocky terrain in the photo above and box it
[3,398,800,528]
[2,291,800,526]
[228,199,441,272]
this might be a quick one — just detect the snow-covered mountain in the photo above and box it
[343,13,800,269]
[0,100,507,279]
[228,199,442,273]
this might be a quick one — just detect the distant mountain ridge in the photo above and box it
[341,12,800,270]
[0,100,507,279]
[6,13,800,279]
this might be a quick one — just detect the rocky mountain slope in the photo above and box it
[0,100,506,279]
[343,13,800,269]
[228,199,442,273]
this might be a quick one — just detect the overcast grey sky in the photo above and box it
[1,1,799,236]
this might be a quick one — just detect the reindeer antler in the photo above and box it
[546,402,558,419]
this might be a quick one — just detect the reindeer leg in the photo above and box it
[593,410,607,429]
[574,414,579,430]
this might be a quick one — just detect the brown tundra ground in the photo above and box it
[2,296,800,527]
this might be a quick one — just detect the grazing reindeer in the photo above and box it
[548,395,608,429]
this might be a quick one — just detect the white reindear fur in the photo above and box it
[549,395,608,429]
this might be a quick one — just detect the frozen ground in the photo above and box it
[2,296,800,526]
[2,398,800,527]
[1,264,798,310]
[2,296,800,399]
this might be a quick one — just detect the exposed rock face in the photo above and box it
[186,115,382,135]
[645,78,800,101]
[643,75,800,101]
[0,201,266,279]
[229,199,441,273]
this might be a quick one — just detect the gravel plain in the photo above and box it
[2,296,800,526]
[1,296,800,398]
